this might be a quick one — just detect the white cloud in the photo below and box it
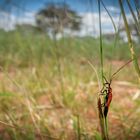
[16,12,36,25]
[0,8,134,39]
[79,10,134,37]
[79,12,120,36]
[0,11,35,31]
[0,11,15,31]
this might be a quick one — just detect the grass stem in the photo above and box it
[119,0,140,81]
[98,0,104,84]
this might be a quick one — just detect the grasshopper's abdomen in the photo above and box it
[104,87,112,118]
[106,87,112,107]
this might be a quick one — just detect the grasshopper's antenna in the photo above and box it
[111,59,134,80]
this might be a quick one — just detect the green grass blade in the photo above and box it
[126,0,140,36]
[98,0,104,83]
[0,92,16,97]
[100,0,117,33]
[119,0,140,80]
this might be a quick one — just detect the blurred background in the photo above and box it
[0,0,140,140]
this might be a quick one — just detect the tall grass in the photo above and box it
[0,1,140,139]
[97,0,108,139]
[97,1,140,140]
[119,0,140,80]
[0,29,140,139]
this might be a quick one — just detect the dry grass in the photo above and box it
[0,60,140,140]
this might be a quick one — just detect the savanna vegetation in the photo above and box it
[0,0,140,140]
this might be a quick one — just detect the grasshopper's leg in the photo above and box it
[100,89,107,96]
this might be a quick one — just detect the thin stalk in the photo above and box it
[98,98,106,140]
[52,6,64,103]
[119,0,140,81]
[98,1,109,139]
[98,0,104,83]
[77,115,81,140]
[126,0,140,36]
[50,1,64,105]
[134,0,139,18]
[53,32,64,95]
[109,13,122,79]
[100,0,117,33]
[134,0,140,23]
[101,0,122,80]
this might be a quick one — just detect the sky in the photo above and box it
[0,0,138,36]
[0,0,133,12]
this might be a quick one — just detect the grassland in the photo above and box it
[0,28,140,140]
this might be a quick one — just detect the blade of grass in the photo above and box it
[77,115,81,140]
[126,0,140,36]
[119,0,140,81]
[109,13,122,79]
[97,1,109,139]
[100,0,117,33]
[87,60,101,91]
[100,0,122,80]
[134,0,140,23]
[98,0,104,84]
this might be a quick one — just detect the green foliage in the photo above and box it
[0,92,16,97]
[0,29,138,68]
[94,131,102,140]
